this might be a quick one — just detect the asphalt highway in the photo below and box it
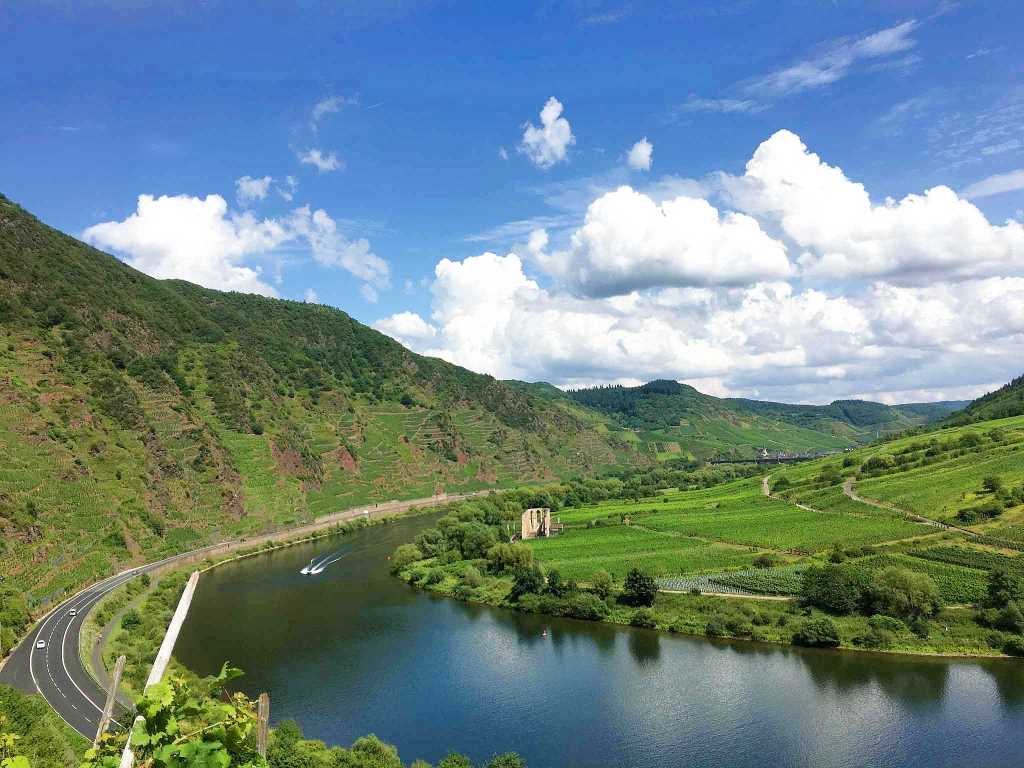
[0,546,221,738]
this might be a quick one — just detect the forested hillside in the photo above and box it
[0,194,640,608]
[567,380,962,461]
[949,375,1024,425]
[727,396,967,439]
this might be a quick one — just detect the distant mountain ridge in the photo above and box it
[565,379,966,461]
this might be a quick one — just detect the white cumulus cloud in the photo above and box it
[277,175,298,202]
[723,129,1024,281]
[627,138,653,171]
[298,148,342,173]
[375,250,1024,401]
[235,175,273,205]
[374,128,1024,401]
[537,185,792,296]
[373,311,438,347]
[288,206,390,291]
[83,194,287,295]
[520,97,575,169]
[84,193,391,299]
[303,288,320,303]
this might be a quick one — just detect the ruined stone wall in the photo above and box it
[520,507,551,539]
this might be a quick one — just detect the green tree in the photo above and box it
[390,544,424,574]
[336,735,402,768]
[983,475,1004,493]
[267,719,304,768]
[621,568,657,607]
[413,528,448,558]
[485,543,533,574]
[995,602,1024,635]
[545,569,567,598]
[868,567,941,621]
[83,664,261,768]
[458,522,497,560]
[461,565,483,588]
[120,608,142,631]
[800,564,870,615]
[561,593,609,621]
[792,617,841,648]
[509,564,545,601]
[987,568,1023,609]
[485,754,526,768]
[0,715,30,768]
[590,570,614,601]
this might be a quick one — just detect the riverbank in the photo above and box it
[396,558,1012,658]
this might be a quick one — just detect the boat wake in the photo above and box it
[300,549,347,575]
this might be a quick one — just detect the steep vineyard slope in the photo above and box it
[0,194,640,606]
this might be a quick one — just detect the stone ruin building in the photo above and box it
[520,507,562,539]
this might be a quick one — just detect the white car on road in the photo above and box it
[69,608,77,617]
[35,639,46,649]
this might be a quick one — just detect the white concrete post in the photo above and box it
[95,654,126,745]
[119,571,200,768]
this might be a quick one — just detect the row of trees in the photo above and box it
[977,569,1024,656]
[798,563,942,648]
[799,561,1024,654]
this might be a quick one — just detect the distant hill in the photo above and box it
[726,396,967,440]
[0,194,641,603]
[568,380,964,461]
[948,375,1024,425]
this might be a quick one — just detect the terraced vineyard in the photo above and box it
[0,194,643,609]
[531,417,1024,602]
[660,564,807,596]
[526,525,761,581]
[775,415,1024,525]
[910,546,1024,578]
[857,554,989,604]
[528,477,932,585]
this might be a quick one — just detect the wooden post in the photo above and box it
[119,571,200,768]
[95,655,126,745]
[256,693,270,758]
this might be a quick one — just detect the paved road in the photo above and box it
[0,546,222,738]
[0,490,483,738]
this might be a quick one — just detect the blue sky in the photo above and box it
[3,1,1024,403]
